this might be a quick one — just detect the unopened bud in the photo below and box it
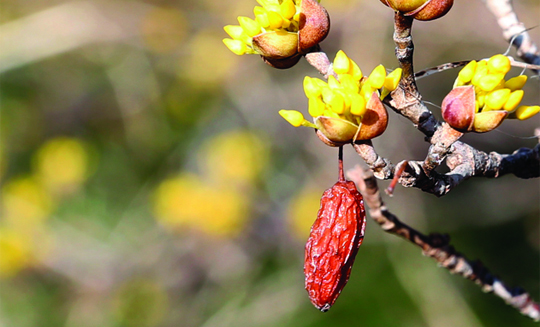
[298,0,330,53]
[380,0,453,21]
[472,111,507,133]
[441,86,475,132]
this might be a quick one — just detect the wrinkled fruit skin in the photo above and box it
[304,180,366,312]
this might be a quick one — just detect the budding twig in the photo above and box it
[347,166,540,321]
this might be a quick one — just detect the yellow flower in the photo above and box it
[280,51,401,145]
[445,54,539,132]
[223,0,330,68]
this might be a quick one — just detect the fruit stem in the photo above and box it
[338,146,345,181]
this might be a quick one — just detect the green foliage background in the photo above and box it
[0,0,539,326]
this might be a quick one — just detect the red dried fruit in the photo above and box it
[304,148,366,312]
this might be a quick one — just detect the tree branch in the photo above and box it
[483,0,540,72]
[347,166,540,321]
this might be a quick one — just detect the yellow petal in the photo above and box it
[485,88,511,111]
[280,0,296,19]
[477,73,504,92]
[339,74,359,93]
[349,60,363,80]
[279,110,305,127]
[327,75,340,89]
[223,38,247,55]
[504,75,528,91]
[514,105,540,120]
[238,16,261,37]
[384,68,402,91]
[471,61,488,86]
[367,65,386,89]
[303,76,321,98]
[308,97,325,117]
[329,92,345,114]
[333,50,350,75]
[488,54,511,74]
[267,11,283,30]
[255,12,270,29]
[458,60,477,84]
[503,90,524,112]
[350,94,366,117]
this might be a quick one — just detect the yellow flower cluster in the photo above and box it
[455,54,539,120]
[279,50,401,143]
[223,0,301,56]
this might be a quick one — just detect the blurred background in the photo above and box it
[0,0,539,326]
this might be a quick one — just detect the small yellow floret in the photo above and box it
[238,16,261,37]
[339,74,359,93]
[485,88,511,110]
[303,76,321,98]
[350,94,366,116]
[505,75,528,91]
[367,65,386,89]
[384,68,402,91]
[349,60,363,80]
[477,74,504,92]
[308,97,325,117]
[503,90,524,112]
[328,92,345,114]
[327,75,340,89]
[458,60,477,84]
[223,39,247,55]
[267,11,283,29]
[280,0,296,19]
[487,54,511,74]
[471,61,488,85]
[360,83,375,101]
[514,105,540,120]
[255,12,270,28]
[333,50,350,75]
[279,110,305,127]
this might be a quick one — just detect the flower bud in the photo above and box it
[441,86,475,132]
[380,0,453,21]
[314,117,359,145]
[354,93,388,141]
[252,31,299,59]
[472,111,507,133]
[298,0,330,53]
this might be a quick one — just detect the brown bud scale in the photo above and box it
[304,179,366,312]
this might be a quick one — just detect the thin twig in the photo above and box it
[347,166,540,321]
[483,0,540,72]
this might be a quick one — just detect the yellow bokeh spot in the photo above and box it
[200,130,268,186]
[141,7,187,54]
[2,176,54,228]
[0,227,33,278]
[34,137,90,194]
[183,29,238,87]
[153,173,249,237]
[288,186,322,240]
